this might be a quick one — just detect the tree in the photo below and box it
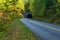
[0,0,25,32]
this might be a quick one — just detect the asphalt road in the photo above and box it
[20,18,60,40]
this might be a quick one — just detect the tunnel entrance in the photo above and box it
[26,13,33,18]
[25,11,33,18]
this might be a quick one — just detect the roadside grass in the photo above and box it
[0,22,11,40]
[0,19,40,40]
[15,19,40,40]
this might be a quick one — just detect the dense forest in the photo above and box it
[28,0,60,24]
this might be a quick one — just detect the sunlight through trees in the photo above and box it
[0,0,25,35]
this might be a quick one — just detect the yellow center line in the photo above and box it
[29,20,60,32]
[26,20,60,32]
[36,23,60,32]
[40,24,60,31]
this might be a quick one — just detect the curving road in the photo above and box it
[20,18,60,40]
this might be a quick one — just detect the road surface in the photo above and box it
[20,18,60,40]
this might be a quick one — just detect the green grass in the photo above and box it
[0,19,40,40]
[16,19,40,40]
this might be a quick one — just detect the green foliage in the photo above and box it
[0,0,22,33]
[29,0,46,18]
[29,0,60,24]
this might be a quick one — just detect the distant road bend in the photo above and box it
[20,18,60,40]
